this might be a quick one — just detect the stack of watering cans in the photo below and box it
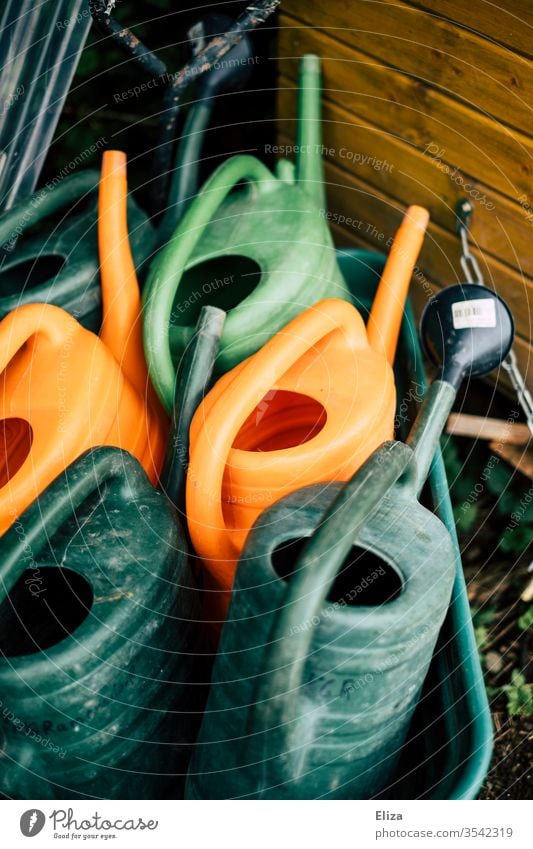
[0,36,492,801]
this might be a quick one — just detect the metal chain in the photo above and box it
[459,224,485,286]
[456,199,533,436]
[501,349,533,436]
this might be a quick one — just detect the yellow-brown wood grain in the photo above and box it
[278,19,533,203]
[280,0,533,135]
[407,0,533,57]
[317,157,533,340]
[277,4,533,393]
[278,81,533,278]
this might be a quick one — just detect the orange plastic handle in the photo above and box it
[0,303,72,372]
[187,298,368,583]
[367,205,429,365]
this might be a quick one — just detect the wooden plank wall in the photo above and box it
[276,1,533,393]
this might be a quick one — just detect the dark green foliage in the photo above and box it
[443,435,533,554]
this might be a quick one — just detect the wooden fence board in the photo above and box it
[407,0,533,57]
[282,0,533,134]
[278,83,533,278]
[278,19,533,203]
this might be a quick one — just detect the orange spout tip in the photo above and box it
[403,204,430,234]
[367,204,430,366]
[101,150,127,180]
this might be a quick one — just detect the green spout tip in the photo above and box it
[296,54,324,206]
[301,53,321,75]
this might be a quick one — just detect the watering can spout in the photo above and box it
[295,54,325,209]
[98,150,146,394]
[98,149,167,427]
[367,205,430,365]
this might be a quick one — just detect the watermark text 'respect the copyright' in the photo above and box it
[266,143,394,172]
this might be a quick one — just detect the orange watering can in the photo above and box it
[0,151,166,534]
[187,205,430,621]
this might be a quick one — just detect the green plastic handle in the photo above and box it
[377,381,458,502]
[247,440,413,782]
[143,154,278,412]
[406,380,457,499]
[0,447,149,605]
[0,170,100,248]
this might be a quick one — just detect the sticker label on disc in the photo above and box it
[452,298,496,329]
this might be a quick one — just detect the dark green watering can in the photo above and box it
[0,447,201,800]
[186,283,513,799]
[0,170,155,331]
[143,54,349,411]
[0,723,50,799]
[185,449,456,799]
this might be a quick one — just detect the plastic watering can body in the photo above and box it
[0,170,155,331]
[0,302,165,534]
[0,724,50,799]
[143,55,350,412]
[186,297,396,619]
[184,206,430,622]
[198,246,491,801]
[186,449,456,799]
[144,155,348,408]
[171,160,347,360]
[0,447,202,799]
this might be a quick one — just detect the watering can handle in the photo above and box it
[0,447,149,605]
[143,154,278,411]
[0,303,77,375]
[186,298,369,573]
[0,171,100,248]
[245,440,413,776]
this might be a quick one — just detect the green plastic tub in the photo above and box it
[337,247,493,800]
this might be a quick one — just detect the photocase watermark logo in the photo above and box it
[20,809,45,837]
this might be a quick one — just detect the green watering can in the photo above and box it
[143,54,349,411]
[0,170,155,331]
[186,282,513,799]
[0,447,201,800]
[0,724,50,799]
